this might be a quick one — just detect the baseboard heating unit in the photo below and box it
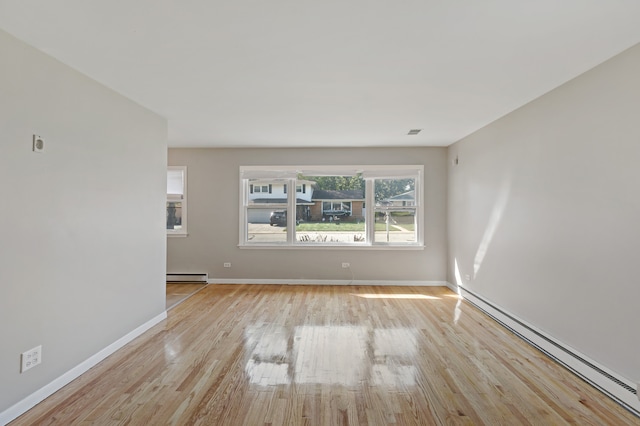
[166,273,208,283]
[455,284,640,417]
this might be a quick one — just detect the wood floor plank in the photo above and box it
[165,283,207,309]
[9,285,639,425]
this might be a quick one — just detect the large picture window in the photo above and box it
[239,166,423,248]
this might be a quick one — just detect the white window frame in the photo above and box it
[167,166,187,236]
[239,165,424,249]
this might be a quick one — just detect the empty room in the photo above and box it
[1,1,639,425]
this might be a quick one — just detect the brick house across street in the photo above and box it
[247,180,365,223]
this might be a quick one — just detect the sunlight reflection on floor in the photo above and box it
[244,325,419,387]
[350,293,441,299]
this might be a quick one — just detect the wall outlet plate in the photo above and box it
[21,345,42,373]
[342,262,350,268]
[223,262,231,268]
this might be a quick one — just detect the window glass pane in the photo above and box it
[373,178,416,244]
[240,166,422,247]
[167,169,184,196]
[167,201,183,230]
[167,166,187,234]
[246,179,288,243]
[295,174,365,244]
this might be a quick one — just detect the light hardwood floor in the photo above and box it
[166,283,207,310]
[11,285,639,425]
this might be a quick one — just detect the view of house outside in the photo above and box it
[245,174,417,245]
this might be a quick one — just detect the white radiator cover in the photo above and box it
[448,282,640,417]
[166,273,208,282]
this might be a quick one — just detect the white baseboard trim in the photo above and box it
[0,311,167,426]
[445,281,459,294]
[207,278,448,286]
[449,282,640,417]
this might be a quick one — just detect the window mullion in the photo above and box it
[287,177,296,244]
[365,179,374,245]
[240,179,248,244]
[415,171,423,245]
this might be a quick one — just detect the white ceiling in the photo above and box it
[1,1,640,148]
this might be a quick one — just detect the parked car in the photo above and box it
[270,210,287,226]
[322,210,350,221]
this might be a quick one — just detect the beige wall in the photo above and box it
[447,43,640,381]
[168,147,447,282]
[0,30,167,413]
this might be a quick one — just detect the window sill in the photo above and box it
[238,243,424,250]
[167,232,188,238]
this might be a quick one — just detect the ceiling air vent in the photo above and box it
[407,129,422,135]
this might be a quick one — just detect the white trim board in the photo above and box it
[208,279,448,286]
[450,282,640,417]
[445,281,459,294]
[0,311,167,426]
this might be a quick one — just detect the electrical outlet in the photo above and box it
[342,262,350,269]
[223,262,231,268]
[21,345,42,373]
[464,274,471,281]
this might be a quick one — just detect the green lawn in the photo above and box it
[296,222,365,232]
[295,222,414,232]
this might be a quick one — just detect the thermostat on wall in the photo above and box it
[33,135,44,152]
